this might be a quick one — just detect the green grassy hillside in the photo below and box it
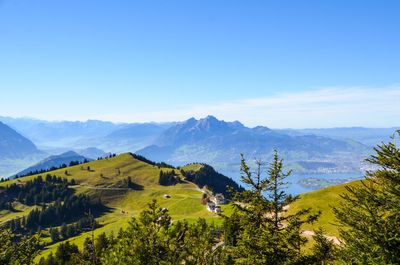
[288,179,362,237]
[1,152,362,260]
[0,153,225,261]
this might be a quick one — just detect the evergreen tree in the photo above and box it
[9,219,15,232]
[334,131,400,264]
[94,232,109,258]
[159,170,177,186]
[66,225,76,238]
[60,223,68,239]
[306,229,338,265]
[50,227,60,243]
[225,151,320,264]
[0,229,38,265]
[101,200,226,264]
[54,241,79,264]
[82,237,95,264]
[183,218,226,264]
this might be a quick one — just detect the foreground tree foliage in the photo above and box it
[0,229,38,265]
[334,131,400,264]
[3,151,339,265]
[101,199,226,264]
[223,151,321,264]
[10,149,390,264]
[308,229,338,265]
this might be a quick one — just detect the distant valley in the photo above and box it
[137,116,372,174]
[0,115,397,179]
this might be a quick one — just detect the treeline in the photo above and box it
[181,164,244,197]
[130,153,175,169]
[2,175,104,240]
[14,160,90,179]
[0,200,13,211]
[97,153,117,160]
[4,175,75,206]
[159,170,179,186]
[38,231,112,265]
[49,215,98,243]
[13,153,117,179]
[8,193,102,233]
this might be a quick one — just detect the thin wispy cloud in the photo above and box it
[97,87,400,128]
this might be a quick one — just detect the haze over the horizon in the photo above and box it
[1,1,399,128]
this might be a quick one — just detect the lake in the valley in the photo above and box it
[219,169,363,196]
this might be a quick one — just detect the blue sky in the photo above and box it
[0,0,399,127]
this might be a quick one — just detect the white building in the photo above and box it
[211,193,226,205]
[206,201,222,214]
[206,201,216,212]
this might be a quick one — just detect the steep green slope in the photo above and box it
[0,153,230,261]
[288,179,362,237]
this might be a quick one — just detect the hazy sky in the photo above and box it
[0,0,399,128]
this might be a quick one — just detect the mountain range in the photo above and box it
[0,116,172,153]
[137,116,370,173]
[0,115,397,177]
[278,127,400,147]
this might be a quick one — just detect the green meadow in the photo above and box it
[0,152,362,261]
[0,153,225,260]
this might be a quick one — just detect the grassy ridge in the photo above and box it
[288,179,362,237]
[1,152,360,260]
[0,153,222,261]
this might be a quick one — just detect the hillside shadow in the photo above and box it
[128,182,144,190]
[91,203,114,219]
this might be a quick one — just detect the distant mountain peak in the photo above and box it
[153,115,250,146]
[252,125,272,134]
[196,116,222,130]
[42,151,82,163]
[0,121,41,160]
[77,147,109,160]
[194,116,245,131]
[201,115,218,122]
[185,117,198,124]
[57,151,81,157]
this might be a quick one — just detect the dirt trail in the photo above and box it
[284,205,341,245]
[78,184,130,191]
[302,230,341,245]
[180,179,207,194]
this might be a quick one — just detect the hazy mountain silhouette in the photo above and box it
[138,116,370,172]
[0,121,41,159]
[14,151,90,177]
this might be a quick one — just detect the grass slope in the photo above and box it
[3,153,357,258]
[0,153,222,261]
[288,179,362,237]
